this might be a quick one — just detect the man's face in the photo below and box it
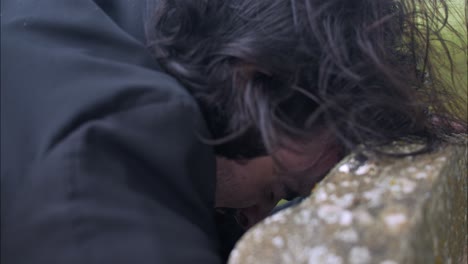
[215,128,343,229]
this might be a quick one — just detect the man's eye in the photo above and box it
[282,184,299,201]
[269,191,275,201]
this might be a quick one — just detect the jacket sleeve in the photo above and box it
[2,0,222,262]
[3,97,221,264]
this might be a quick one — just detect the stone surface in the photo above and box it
[228,142,467,264]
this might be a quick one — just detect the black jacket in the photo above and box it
[1,0,226,263]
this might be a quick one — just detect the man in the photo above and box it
[1,0,463,263]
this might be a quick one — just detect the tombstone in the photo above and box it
[228,141,467,264]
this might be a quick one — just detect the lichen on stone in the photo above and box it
[228,144,467,264]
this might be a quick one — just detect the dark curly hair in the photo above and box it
[146,0,466,159]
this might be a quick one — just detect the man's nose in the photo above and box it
[237,201,278,230]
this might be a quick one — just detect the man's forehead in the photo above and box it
[274,129,339,170]
[275,135,344,197]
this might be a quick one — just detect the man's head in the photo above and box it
[148,0,466,227]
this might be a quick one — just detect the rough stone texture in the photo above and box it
[228,142,467,264]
